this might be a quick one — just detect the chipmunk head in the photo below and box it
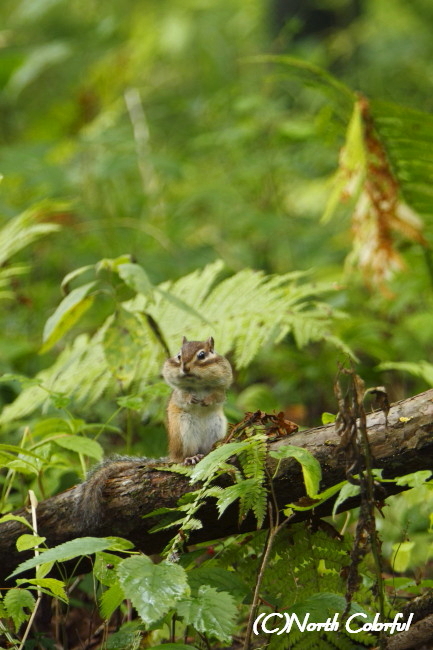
[162,336,232,390]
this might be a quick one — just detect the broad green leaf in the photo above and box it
[0,514,32,529]
[41,281,98,352]
[187,566,249,601]
[395,470,432,488]
[53,434,103,460]
[104,537,135,551]
[94,552,124,586]
[4,588,35,631]
[117,555,189,625]
[5,459,40,474]
[99,581,125,619]
[332,482,360,517]
[19,578,68,602]
[269,445,322,497]
[9,537,114,578]
[117,262,154,300]
[16,534,46,551]
[176,585,236,643]
[321,412,336,424]
[284,480,347,513]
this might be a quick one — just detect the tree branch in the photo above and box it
[1,388,432,585]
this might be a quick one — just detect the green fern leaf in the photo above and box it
[1,260,350,422]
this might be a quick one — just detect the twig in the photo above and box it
[18,491,42,650]
[242,489,292,650]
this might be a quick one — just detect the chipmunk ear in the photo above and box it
[207,336,214,352]
[182,336,188,345]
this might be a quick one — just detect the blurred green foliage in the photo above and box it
[0,0,432,423]
[1,1,433,646]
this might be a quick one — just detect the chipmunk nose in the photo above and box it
[181,363,190,374]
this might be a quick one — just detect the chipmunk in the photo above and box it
[162,336,233,464]
[74,336,232,528]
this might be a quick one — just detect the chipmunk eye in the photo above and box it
[197,350,206,360]
[176,353,181,362]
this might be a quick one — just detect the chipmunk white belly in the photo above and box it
[179,407,227,456]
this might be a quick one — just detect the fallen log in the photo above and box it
[1,388,432,585]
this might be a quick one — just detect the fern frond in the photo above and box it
[216,478,267,527]
[0,260,350,423]
[238,434,267,481]
[372,100,433,218]
[0,203,61,266]
[378,360,433,386]
[0,203,60,302]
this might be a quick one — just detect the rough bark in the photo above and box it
[1,388,432,585]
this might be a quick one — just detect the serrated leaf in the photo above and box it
[4,588,35,631]
[16,534,46,551]
[117,555,189,625]
[104,536,135,551]
[216,479,256,518]
[5,459,40,474]
[176,585,236,643]
[99,581,125,619]
[53,434,103,460]
[269,445,322,497]
[218,477,267,526]
[105,621,143,650]
[187,566,249,601]
[0,444,45,461]
[94,552,124,586]
[41,281,97,352]
[21,578,68,602]
[9,537,114,578]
